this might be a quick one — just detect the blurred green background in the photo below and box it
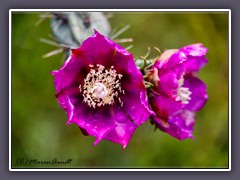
[11,12,229,168]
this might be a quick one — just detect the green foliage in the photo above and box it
[11,12,229,168]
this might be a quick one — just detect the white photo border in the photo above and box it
[9,9,231,172]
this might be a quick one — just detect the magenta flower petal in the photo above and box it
[152,110,195,140]
[180,43,208,57]
[51,56,87,93]
[180,43,208,72]
[122,91,154,126]
[183,75,208,112]
[73,30,130,68]
[156,72,179,99]
[164,51,187,69]
[154,50,187,72]
[52,30,153,148]
[104,107,138,149]
[151,93,183,120]
[55,87,80,122]
[71,104,117,146]
[183,57,208,72]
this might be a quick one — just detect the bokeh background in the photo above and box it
[11,11,229,168]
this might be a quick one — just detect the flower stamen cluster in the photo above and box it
[176,76,192,104]
[176,87,192,104]
[81,64,124,108]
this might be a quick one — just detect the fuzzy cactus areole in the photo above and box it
[148,44,208,140]
[52,30,154,148]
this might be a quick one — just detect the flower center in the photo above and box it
[176,76,192,104]
[91,82,108,99]
[80,64,124,108]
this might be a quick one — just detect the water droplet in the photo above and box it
[129,127,134,131]
[116,112,127,123]
[86,117,97,128]
[87,117,94,122]
[131,106,136,112]
[93,113,100,119]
